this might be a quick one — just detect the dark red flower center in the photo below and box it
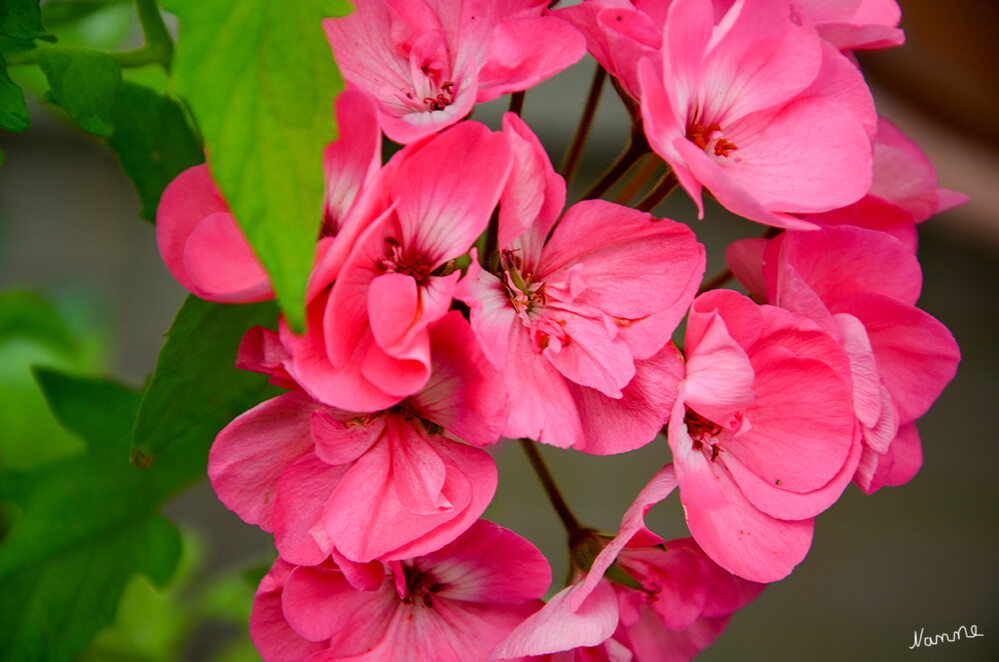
[684,407,723,461]
[376,237,434,285]
[401,564,444,608]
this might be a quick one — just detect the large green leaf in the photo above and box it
[0,0,46,41]
[130,295,278,462]
[107,81,204,221]
[0,54,29,132]
[35,46,121,136]
[161,0,351,331]
[0,290,77,357]
[0,373,185,662]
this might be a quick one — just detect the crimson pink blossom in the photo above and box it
[323,0,585,143]
[255,119,513,412]
[211,312,506,564]
[492,466,764,661]
[156,163,273,303]
[727,225,960,493]
[457,113,704,454]
[250,520,551,662]
[668,290,860,582]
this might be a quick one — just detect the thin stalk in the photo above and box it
[578,124,650,202]
[613,154,662,205]
[560,65,606,186]
[519,439,582,536]
[635,170,678,212]
[114,0,173,69]
[508,90,525,116]
[699,267,733,294]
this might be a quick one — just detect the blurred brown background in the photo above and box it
[1,0,997,659]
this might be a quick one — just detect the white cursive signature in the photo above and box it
[910,625,984,649]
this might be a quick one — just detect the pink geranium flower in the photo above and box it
[457,113,703,454]
[156,163,274,303]
[211,312,506,564]
[802,117,968,253]
[727,226,961,493]
[637,0,877,228]
[245,119,512,412]
[668,290,860,582]
[492,467,764,661]
[324,0,585,143]
[250,520,551,662]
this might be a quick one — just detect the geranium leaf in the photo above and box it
[162,0,351,331]
[0,372,185,662]
[130,295,279,462]
[0,0,47,41]
[107,82,204,221]
[35,46,121,137]
[0,54,29,132]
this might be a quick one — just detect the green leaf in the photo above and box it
[0,372,185,662]
[107,81,203,221]
[0,0,47,41]
[130,295,278,462]
[35,46,121,137]
[0,53,29,132]
[163,0,351,331]
[0,290,77,357]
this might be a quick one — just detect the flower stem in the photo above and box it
[699,267,733,293]
[635,169,678,212]
[519,438,582,536]
[509,90,526,116]
[560,65,606,186]
[613,154,662,205]
[578,121,650,202]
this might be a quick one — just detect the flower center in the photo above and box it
[422,80,455,111]
[686,122,739,157]
[376,237,433,285]
[401,564,444,608]
[684,407,723,461]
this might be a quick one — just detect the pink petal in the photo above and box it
[683,466,815,583]
[568,343,684,455]
[421,519,551,605]
[409,310,508,447]
[182,211,272,302]
[680,311,755,423]
[492,581,619,659]
[454,257,517,370]
[273,453,349,566]
[208,393,318,531]
[323,88,382,235]
[310,411,385,466]
[394,121,512,264]
[837,293,960,422]
[477,15,586,101]
[250,561,327,662]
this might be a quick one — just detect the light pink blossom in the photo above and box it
[211,312,505,564]
[250,520,551,662]
[457,113,703,454]
[493,466,764,661]
[668,290,861,582]
[637,0,877,228]
[324,0,585,143]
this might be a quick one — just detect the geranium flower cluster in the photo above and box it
[155,0,962,659]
